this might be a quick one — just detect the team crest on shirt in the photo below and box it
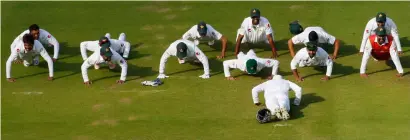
[267,60,271,64]
[212,32,215,36]
[17,49,20,52]
[248,28,251,32]
[267,24,270,28]
[120,60,124,64]
[196,52,200,55]
[366,30,369,33]
[47,35,51,38]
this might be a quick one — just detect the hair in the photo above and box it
[29,24,40,32]
[22,34,35,45]
[308,31,319,42]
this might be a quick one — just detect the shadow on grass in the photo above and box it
[289,93,325,120]
[301,63,359,80]
[84,63,158,83]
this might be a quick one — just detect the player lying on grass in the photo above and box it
[223,49,279,80]
[290,42,333,82]
[6,34,54,82]
[359,26,404,78]
[182,21,228,59]
[252,75,302,123]
[11,24,60,62]
[81,44,128,86]
[288,20,340,60]
[157,39,210,79]
[235,8,278,58]
[360,12,402,57]
[80,33,131,61]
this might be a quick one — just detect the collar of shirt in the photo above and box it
[373,36,388,45]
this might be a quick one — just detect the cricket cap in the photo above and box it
[306,42,318,51]
[375,26,387,36]
[376,12,387,23]
[100,46,113,57]
[246,59,258,74]
[176,42,188,59]
[99,36,111,48]
[289,20,303,35]
[197,21,208,35]
[250,8,261,18]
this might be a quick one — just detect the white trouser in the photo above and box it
[194,39,215,46]
[360,45,403,74]
[80,41,100,60]
[236,28,269,44]
[22,55,39,67]
[266,94,290,114]
[105,33,126,41]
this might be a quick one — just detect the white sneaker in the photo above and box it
[23,60,31,67]
[208,40,215,46]
[119,33,126,41]
[94,64,100,69]
[33,56,39,66]
[105,33,111,39]
[274,108,282,120]
[280,108,290,120]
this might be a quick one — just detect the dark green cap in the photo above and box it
[176,42,188,59]
[246,59,258,74]
[375,26,387,36]
[250,8,260,18]
[376,12,387,23]
[289,20,303,35]
[100,46,113,57]
[197,21,208,35]
[306,42,318,51]
[99,36,111,48]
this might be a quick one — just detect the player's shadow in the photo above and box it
[91,63,158,83]
[236,39,290,58]
[123,43,147,61]
[302,63,360,80]
[14,72,48,79]
[320,40,358,59]
[289,93,325,120]
[37,61,82,80]
[47,42,80,61]
[400,37,410,52]
[187,57,224,77]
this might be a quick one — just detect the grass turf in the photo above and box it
[1,1,410,140]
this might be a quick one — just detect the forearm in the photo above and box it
[123,42,131,58]
[53,42,60,59]
[360,32,370,52]
[120,64,128,81]
[392,33,402,51]
[268,37,277,55]
[333,39,340,57]
[292,69,300,78]
[326,60,333,77]
[6,58,13,78]
[288,39,296,57]
[220,36,227,56]
[45,56,54,77]
[80,43,88,60]
[81,64,90,82]
[235,35,243,55]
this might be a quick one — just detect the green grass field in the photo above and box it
[2,1,410,140]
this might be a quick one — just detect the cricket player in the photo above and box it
[360,12,402,56]
[235,8,278,58]
[288,20,340,60]
[6,34,54,82]
[290,42,333,82]
[182,21,228,59]
[11,24,60,62]
[252,75,302,121]
[223,49,279,80]
[157,39,210,79]
[360,26,404,78]
[80,33,131,61]
[81,45,128,86]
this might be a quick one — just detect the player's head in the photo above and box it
[289,20,303,35]
[99,36,111,47]
[256,108,271,124]
[197,21,208,37]
[22,34,35,51]
[306,42,318,58]
[250,8,261,25]
[246,59,258,75]
[176,42,188,60]
[28,24,40,40]
[375,26,387,44]
[376,12,387,27]
[100,46,113,62]
[308,31,319,43]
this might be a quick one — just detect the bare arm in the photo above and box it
[267,34,277,58]
[235,34,244,56]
